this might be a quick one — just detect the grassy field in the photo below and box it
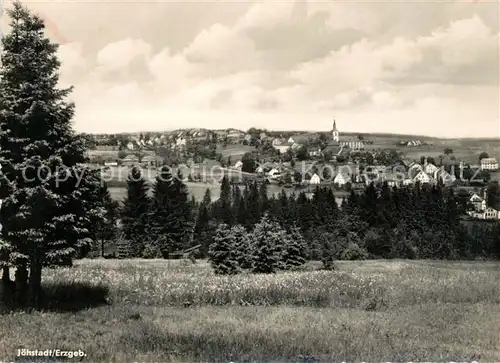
[1,259,499,362]
[397,139,500,165]
[217,144,254,160]
[108,183,341,203]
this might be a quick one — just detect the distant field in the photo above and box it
[1,259,499,362]
[87,149,155,158]
[397,139,500,165]
[108,183,346,203]
[217,144,254,160]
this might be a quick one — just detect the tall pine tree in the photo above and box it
[94,180,119,257]
[0,2,104,307]
[149,166,174,257]
[121,166,150,257]
[250,214,285,273]
[208,223,240,275]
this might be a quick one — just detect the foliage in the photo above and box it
[208,224,240,275]
[250,215,285,273]
[121,167,150,258]
[282,225,308,269]
[0,2,103,307]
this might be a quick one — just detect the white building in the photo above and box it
[126,142,134,150]
[424,163,439,175]
[484,207,499,220]
[469,193,485,211]
[334,172,351,186]
[175,137,187,148]
[268,168,281,180]
[309,173,321,185]
[413,170,436,185]
[481,158,499,171]
[234,160,243,170]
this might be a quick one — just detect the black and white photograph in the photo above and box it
[0,0,499,361]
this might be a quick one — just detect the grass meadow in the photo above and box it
[1,259,499,362]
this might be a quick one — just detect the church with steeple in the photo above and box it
[332,119,339,142]
[322,119,341,155]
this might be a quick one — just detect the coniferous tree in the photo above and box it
[121,166,150,257]
[282,225,308,269]
[259,181,269,212]
[245,181,261,228]
[215,176,233,224]
[94,180,119,257]
[0,2,104,307]
[149,166,172,256]
[169,170,194,252]
[232,224,253,269]
[250,214,285,273]
[297,191,317,233]
[208,223,240,275]
[194,188,213,257]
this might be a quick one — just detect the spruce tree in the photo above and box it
[208,223,240,275]
[215,175,233,224]
[94,180,119,257]
[250,214,285,273]
[246,181,261,227]
[149,166,174,257]
[194,188,212,257]
[232,224,253,269]
[169,170,193,252]
[282,225,308,269]
[149,167,193,257]
[121,166,150,257]
[0,2,103,307]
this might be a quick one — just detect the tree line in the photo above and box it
[119,169,500,274]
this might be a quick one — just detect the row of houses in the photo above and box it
[113,129,248,151]
[102,154,164,168]
[398,139,424,147]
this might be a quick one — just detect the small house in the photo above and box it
[309,173,321,185]
[334,172,351,187]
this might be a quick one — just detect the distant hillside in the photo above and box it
[78,129,499,142]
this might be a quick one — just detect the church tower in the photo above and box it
[332,119,339,142]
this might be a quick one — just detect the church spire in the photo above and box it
[332,119,339,142]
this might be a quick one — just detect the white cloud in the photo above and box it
[96,38,152,71]
[40,2,499,137]
[57,42,87,83]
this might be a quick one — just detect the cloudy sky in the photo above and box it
[1,0,499,137]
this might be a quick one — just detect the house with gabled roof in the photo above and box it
[413,170,436,185]
[470,193,486,211]
[334,172,351,186]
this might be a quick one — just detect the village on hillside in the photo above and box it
[84,120,500,221]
